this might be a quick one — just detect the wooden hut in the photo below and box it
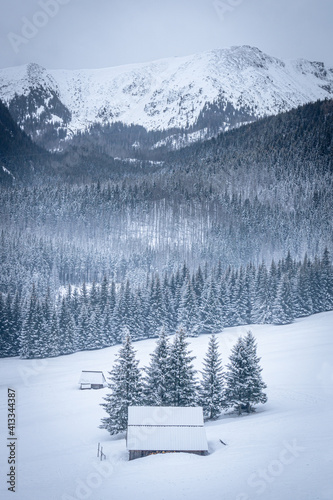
[78,370,106,390]
[127,406,208,460]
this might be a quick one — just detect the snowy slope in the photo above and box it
[0,46,332,137]
[0,312,333,500]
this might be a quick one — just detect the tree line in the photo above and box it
[1,249,332,359]
[100,329,267,435]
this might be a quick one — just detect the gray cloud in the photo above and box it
[0,0,332,70]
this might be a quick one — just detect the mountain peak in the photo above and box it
[0,46,332,148]
[26,62,47,80]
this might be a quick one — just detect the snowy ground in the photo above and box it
[1,312,333,500]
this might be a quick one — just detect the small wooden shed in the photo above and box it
[127,406,208,460]
[78,370,106,390]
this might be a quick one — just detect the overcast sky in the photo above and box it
[0,0,332,70]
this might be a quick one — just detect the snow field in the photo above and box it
[0,312,333,500]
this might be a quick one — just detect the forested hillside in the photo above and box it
[0,99,332,358]
[0,98,51,185]
[0,98,161,186]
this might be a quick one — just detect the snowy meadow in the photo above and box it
[1,312,332,500]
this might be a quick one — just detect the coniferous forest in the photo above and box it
[0,99,333,359]
[1,249,333,358]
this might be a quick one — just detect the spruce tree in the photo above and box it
[272,274,295,324]
[144,328,170,405]
[193,265,205,306]
[236,267,250,325]
[132,288,148,341]
[225,332,267,414]
[310,256,323,313]
[321,248,333,311]
[178,279,200,336]
[100,275,109,314]
[148,275,165,335]
[297,255,313,317]
[32,301,45,358]
[20,285,38,359]
[89,280,99,309]
[167,329,198,406]
[102,300,114,346]
[77,303,90,350]
[11,292,22,356]
[228,269,242,326]
[72,288,81,326]
[218,278,231,327]
[0,293,14,356]
[162,274,176,334]
[112,281,136,339]
[200,334,225,419]
[48,309,60,357]
[0,292,8,357]
[242,331,267,411]
[244,263,256,324]
[100,331,143,435]
[200,278,223,334]
[58,297,75,355]
[252,263,272,324]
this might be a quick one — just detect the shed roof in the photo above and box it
[127,406,208,452]
[128,406,204,427]
[78,371,106,385]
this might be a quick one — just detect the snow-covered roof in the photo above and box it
[127,406,208,452]
[128,406,204,426]
[78,371,106,385]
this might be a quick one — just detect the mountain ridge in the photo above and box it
[1,46,332,151]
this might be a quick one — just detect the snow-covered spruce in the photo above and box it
[167,329,198,407]
[100,329,267,436]
[199,334,226,419]
[224,331,267,415]
[100,330,143,435]
[143,327,170,406]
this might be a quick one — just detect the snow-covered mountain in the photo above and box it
[0,46,333,147]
